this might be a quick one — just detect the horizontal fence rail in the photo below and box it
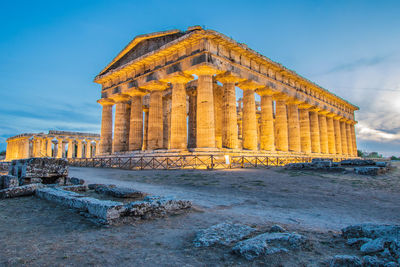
[67,155,348,171]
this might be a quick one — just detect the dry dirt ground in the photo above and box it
[1,163,400,266]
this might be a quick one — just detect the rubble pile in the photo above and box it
[285,158,392,175]
[193,223,310,261]
[9,157,68,184]
[329,224,400,266]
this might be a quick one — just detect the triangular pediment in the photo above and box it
[99,29,187,76]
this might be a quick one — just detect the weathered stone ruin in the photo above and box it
[328,224,400,266]
[0,158,192,224]
[285,158,392,175]
[193,222,310,261]
[8,157,68,185]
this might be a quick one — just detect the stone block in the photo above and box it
[232,232,307,260]
[35,187,125,222]
[9,158,68,184]
[124,196,191,219]
[340,159,375,166]
[91,184,146,198]
[342,224,400,240]
[20,177,43,185]
[0,184,44,199]
[193,223,256,247]
[1,175,18,188]
[61,185,88,192]
[66,177,85,185]
[354,167,382,176]
[329,255,362,267]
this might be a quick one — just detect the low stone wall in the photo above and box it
[9,158,68,184]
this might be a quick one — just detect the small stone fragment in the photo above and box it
[329,255,362,267]
[1,175,19,188]
[193,223,256,247]
[347,238,372,248]
[270,224,286,233]
[362,255,386,267]
[0,184,44,198]
[61,185,88,192]
[360,238,387,254]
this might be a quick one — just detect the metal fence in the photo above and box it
[67,155,347,171]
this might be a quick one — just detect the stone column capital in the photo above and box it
[159,72,193,84]
[109,93,130,103]
[215,71,246,84]
[273,93,289,101]
[256,87,277,96]
[237,80,262,91]
[125,87,148,97]
[184,64,222,76]
[140,80,170,91]
[97,98,115,106]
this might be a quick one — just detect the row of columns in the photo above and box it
[99,72,357,157]
[6,136,99,161]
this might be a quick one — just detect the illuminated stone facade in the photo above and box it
[95,26,358,157]
[5,131,100,161]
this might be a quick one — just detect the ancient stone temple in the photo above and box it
[95,26,358,158]
[5,131,100,161]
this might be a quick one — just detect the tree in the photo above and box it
[0,151,5,156]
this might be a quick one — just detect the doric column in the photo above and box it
[318,112,329,154]
[298,104,312,154]
[97,98,114,154]
[196,73,216,148]
[112,94,130,153]
[238,80,259,151]
[333,116,342,155]
[162,95,171,149]
[142,107,149,150]
[67,140,74,158]
[86,141,92,158]
[259,92,275,151]
[22,139,30,159]
[213,83,223,149]
[274,95,289,152]
[188,90,197,148]
[326,114,336,155]
[340,119,348,155]
[57,139,63,158]
[147,90,164,150]
[167,75,192,150]
[47,138,53,157]
[287,102,301,152]
[77,140,83,158]
[351,122,357,156]
[346,122,353,156]
[128,95,143,151]
[309,109,321,153]
[216,73,241,149]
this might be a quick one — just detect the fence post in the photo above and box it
[241,156,244,168]
[255,156,258,168]
[210,155,214,170]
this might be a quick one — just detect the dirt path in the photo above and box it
[70,165,400,231]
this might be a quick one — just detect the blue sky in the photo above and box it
[1,0,400,155]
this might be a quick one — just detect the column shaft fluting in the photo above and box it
[129,95,143,150]
[242,90,258,150]
[351,124,357,156]
[214,84,223,149]
[287,103,301,152]
[319,114,329,154]
[275,100,289,151]
[299,108,311,153]
[170,83,187,149]
[47,139,53,157]
[67,140,73,158]
[57,141,63,158]
[309,111,321,153]
[99,104,113,154]
[142,108,149,150]
[260,95,275,151]
[77,141,83,158]
[147,91,163,150]
[326,116,336,154]
[333,118,342,155]
[222,83,238,149]
[188,92,197,148]
[346,123,353,156]
[113,101,130,152]
[340,121,348,155]
[196,75,216,148]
